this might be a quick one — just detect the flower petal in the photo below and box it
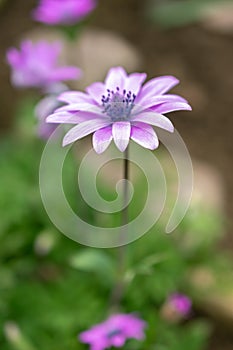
[132,111,174,132]
[48,67,81,82]
[6,48,21,66]
[131,122,159,150]
[125,72,147,95]
[136,76,179,103]
[151,102,192,114]
[63,119,110,146]
[35,95,59,120]
[58,91,96,104]
[86,82,106,104]
[112,121,131,152]
[104,67,127,91]
[47,111,101,124]
[93,126,113,154]
[55,103,102,114]
[135,94,188,112]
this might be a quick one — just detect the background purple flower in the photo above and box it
[47,66,192,153]
[168,293,192,317]
[161,293,192,322]
[79,313,146,350]
[6,40,81,90]
[35,83,70,140]
[32,0,97,26]
[35,96,59,140]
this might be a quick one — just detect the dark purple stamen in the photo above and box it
[101,87,136,121]
[107,329,122,338]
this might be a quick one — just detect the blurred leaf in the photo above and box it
[148,0,231,28]
[69,249,115,284]
[126,253,169,283]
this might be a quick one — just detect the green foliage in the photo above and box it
[0,105,227,349]
[148,0,231,29]
[69,249,116,286]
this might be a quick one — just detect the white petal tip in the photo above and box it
[62,138,71,147]
[94,149,105,154]
[116,144,128,152]
[57,95,66,103]
[151,143,159,150]
[46,116,53,123]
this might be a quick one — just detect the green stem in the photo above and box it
[110,147,129,309]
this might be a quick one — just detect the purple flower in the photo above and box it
[6,40,81,89]
[35,83,68,139]
[168,293,192,317]
[32,0,96,26]
[161,293,192,322]
[47,66,191,153]
[79,313,146,350]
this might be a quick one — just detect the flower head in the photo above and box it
[79,313,146,350]
[32,0,96,26]
[47,66,192,153]
[161,293,192,322]
[6,40,81,89]
[168,293,192,316]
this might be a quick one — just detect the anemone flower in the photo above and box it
[79,313,146,350]
[6,40,81,90]
[47,66,191,153]
[32,0,96,26]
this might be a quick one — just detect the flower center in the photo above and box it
[101,87,136,121]
[107,329,122,338]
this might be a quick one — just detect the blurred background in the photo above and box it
[0,1,233,350]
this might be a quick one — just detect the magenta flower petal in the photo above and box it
[63,119,110,146]
[86,82,106,104]
[6,48,21,66]
[93,126,113,154]
[79,313,146,350]
[48,67,82,83]
[32,0,96,26]
[111,334,125,347]
[131,122,159,150]
[6,40,80,90]
[152,101,192,114]
[112,121,131,152]
[104,66,127,91]
[137,76,180,103]
[132,111,174,132]
[168,293,192,316]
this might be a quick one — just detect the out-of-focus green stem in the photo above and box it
[110,147,129,309]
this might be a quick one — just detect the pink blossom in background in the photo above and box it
[168,293,192,317]
[32,0,97,26]
[6,40,81,90]
[161,293,192,323]
[79,313,146,350]
[47,66,192,153]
